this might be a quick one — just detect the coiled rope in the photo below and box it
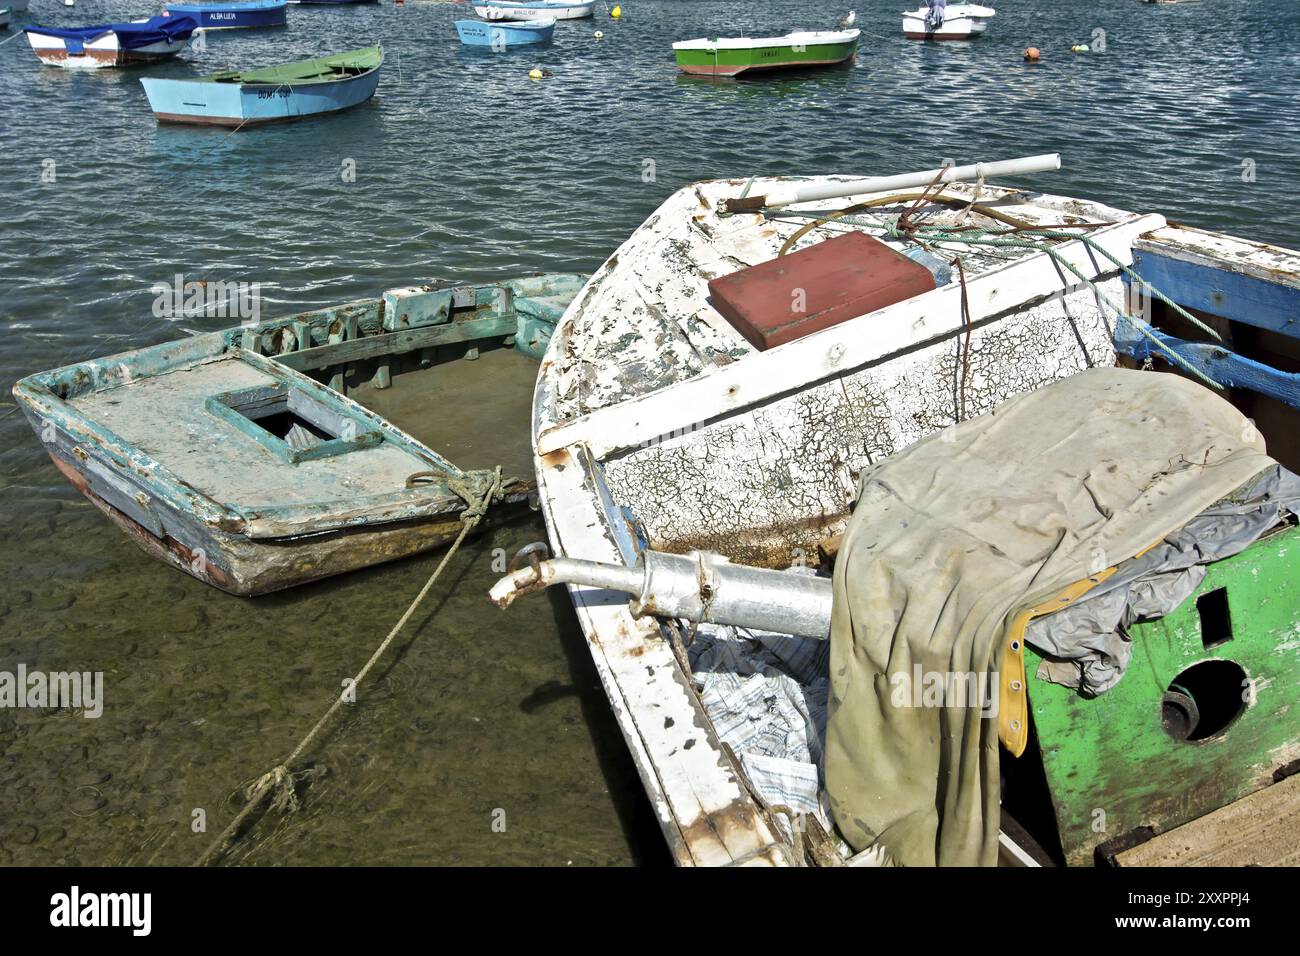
[193,467,504,867]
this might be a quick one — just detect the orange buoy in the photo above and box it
[1023,47,1040,62]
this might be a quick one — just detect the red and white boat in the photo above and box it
[23,15,197,68]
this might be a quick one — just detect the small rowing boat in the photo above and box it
[24,15,197,68]
[673,28,860,77]
[488,153,1300,866]
[163,1,288,30]
[12,274,586,596]
[473,1,594,22]
[140,46,383,128]
[456,16,555,47]
[902,2,995,40]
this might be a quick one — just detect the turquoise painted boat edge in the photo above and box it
[10,273,586,595]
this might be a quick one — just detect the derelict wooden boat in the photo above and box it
[455,16,555,47]
[24,15,197,68]
[673,28,860,77]
[140,46,383,127]
[902,3,995,40]
[490,155,1300,866]
[473,1,594,23]
[12,274,586,597]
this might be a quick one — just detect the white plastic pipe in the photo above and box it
[755,153,1062,208]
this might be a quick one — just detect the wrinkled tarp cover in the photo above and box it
[1028,464,1300,694]
[25,16,196,49]
[825,368,1273,866]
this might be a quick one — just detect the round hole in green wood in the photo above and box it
[1161,660,1248,743]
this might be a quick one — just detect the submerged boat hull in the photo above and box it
[673,30,860,77]
[13,274,586,596]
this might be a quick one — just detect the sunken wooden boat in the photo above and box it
[489,155,1300,866]
[140,46,383,127]
[13,274,586,597]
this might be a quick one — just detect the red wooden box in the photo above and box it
[707,231,937,351]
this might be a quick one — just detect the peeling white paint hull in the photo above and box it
[526,173,1300,865]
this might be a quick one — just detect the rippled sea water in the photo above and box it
[1,0,1297,865]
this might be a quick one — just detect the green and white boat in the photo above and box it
[673,27,860,78]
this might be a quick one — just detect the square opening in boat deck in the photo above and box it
[206,383,382,464]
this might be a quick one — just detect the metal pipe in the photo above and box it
[490,549,833,640]
[727,153,1062,211]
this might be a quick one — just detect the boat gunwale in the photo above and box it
[672,28,860,52]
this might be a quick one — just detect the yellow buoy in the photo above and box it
[529,68,544,80]
[611,4,621,18]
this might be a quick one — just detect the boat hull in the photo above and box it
[25,30,189,68]
[455,17,555,47]
[41,446,513,597]
[163,1,288,30]
[673,31,860,77]
[13,273,586,595]
[141,67,381,126]
[473,2,593,22]
[521,172,1300,865]
[902,4,995,40]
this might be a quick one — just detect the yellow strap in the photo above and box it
[998,566,1118,756]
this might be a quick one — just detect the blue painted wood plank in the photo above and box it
[1115,315,1300,409]
[1129,250,1300,340]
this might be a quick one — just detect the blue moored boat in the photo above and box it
[455,17,555,47]
[140,45,383,127]
[163,1,288,31]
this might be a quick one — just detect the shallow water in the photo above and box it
[1,0,1297,865]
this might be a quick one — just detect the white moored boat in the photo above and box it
[902,2,995,40]
[489,154,1300,866]
[473,0,594,22]
[23,15,197,68]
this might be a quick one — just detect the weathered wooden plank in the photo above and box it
[274,316,515,373]
[535,444,786,866]
[1132,239,1300,339]
[537,214,1165,458]
[1116,773,1300,867]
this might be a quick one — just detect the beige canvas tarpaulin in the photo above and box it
[825,368,1273,866]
